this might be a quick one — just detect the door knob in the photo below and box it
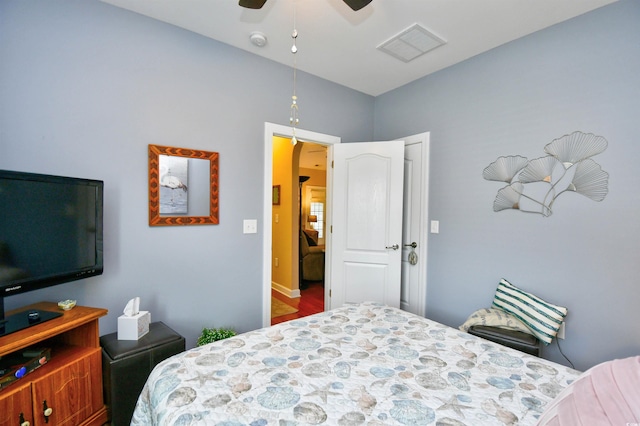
[405,242,418,265]
[385,244,399,250]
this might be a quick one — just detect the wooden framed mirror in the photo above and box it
[148,144,219,226]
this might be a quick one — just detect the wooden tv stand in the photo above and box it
[0,302,108,426]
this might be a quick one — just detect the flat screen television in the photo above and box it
[0,169,104,336]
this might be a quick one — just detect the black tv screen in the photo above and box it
[0,170,103,330]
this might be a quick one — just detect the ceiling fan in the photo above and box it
[239,0,372,12]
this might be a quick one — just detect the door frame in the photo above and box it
[262,122,340,327]
[399,132,430,317]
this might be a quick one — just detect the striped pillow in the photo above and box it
[492,278,567,345]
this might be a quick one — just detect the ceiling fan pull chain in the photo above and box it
[290,0,300,145]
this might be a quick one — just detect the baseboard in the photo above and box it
[271,281,301,299]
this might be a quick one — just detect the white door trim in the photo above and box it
[262,123,340,327]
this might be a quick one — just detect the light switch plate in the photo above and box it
[430,220,439,234]
[243,219,257,234]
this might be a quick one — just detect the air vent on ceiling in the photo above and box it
[377,23,446,63]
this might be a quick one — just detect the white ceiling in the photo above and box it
[101,0,616,97]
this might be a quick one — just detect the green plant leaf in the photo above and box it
[197,327,237,346]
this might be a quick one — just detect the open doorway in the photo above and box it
[262,123,340,327]
[270,140,327,325]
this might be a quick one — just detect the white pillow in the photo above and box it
[459,307,534,335]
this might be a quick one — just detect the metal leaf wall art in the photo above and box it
[483,131,609,217]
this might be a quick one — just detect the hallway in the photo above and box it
[271,282,324,325]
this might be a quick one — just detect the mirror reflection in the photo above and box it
[159,155,189,215]
[149,145,219,226]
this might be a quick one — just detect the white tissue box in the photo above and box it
[117,311,150,340]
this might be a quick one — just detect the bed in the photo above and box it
[131,302,583,425]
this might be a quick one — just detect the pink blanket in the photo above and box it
[537,356,640,425]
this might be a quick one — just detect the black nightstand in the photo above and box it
[100,321,186,426]
[468,325,540,356]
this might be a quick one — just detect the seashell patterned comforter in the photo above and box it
[131,302,581,425]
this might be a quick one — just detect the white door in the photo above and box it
[400,133,430,316]
[328,140,405,309]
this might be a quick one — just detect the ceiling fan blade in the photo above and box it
[239,0,267,9]
[343,0,372,11]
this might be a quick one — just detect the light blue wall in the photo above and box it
[375,0,640,370]
[0,0,373,348]
[1,0,637,370]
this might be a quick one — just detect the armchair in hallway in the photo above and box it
[300,230,324,285]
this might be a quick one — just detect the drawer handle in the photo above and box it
[19,412,30,426]
[42,400,53,423]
